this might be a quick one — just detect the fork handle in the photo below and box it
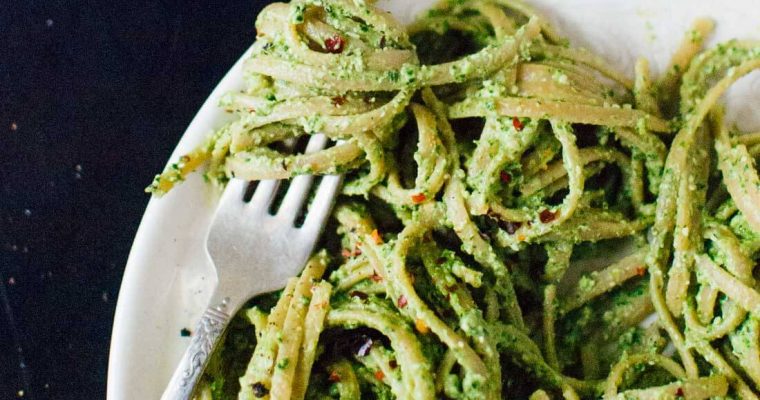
[160,303,231,400]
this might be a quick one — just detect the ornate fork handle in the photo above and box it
[161,303,231,400]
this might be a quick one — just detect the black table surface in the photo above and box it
[0,1,273,398]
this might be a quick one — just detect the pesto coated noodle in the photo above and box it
[148,0,760,398]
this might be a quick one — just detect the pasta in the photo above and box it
[148,0,760,398]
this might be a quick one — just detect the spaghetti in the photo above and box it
[150,0,760,398]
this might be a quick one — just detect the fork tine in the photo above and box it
[249,179,280,211]
[303,133,328,153]
[301,174,342,231]
[218,178,249,208]
[276,135,328,221]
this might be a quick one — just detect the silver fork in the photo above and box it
[161,134,341,400]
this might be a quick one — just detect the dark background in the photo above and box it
[0,1,271,398]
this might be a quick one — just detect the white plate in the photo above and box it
[107,1,760,399]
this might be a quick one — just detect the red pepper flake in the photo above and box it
[397,295,408,308]
[512,117,524,131]
[331,96,347,106]
[328,371,341,383]
[341,247,362,258]
[349,290,368,300]
[324,35,345,53]
[503,221,522,235]
[636,266,646,276]
[388,359,398,369]
[370,273,383,282]
[675,387,684,397]
[499,170,512,184]
[539,209,558,223]
[415,319,429,334]
[411,193,426,204]
[370,229,383,245]
[374,370,385,381]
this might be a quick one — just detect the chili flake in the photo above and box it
[331,96,347,106]
[371,229,383,244]
[512,117,524,131]
[324,35,345,53]
[636,266,646,276]
[539,209,558,223]
[499,170,512,184]
[411,193,426,204]
[397,295,408,308]
[370,273,383,282]
[374,370,385,381]
[415,319,429,334]
[328,371,341,383]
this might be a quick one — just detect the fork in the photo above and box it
[161,134,342,400]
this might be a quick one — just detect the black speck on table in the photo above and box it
[0,1,273,398]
